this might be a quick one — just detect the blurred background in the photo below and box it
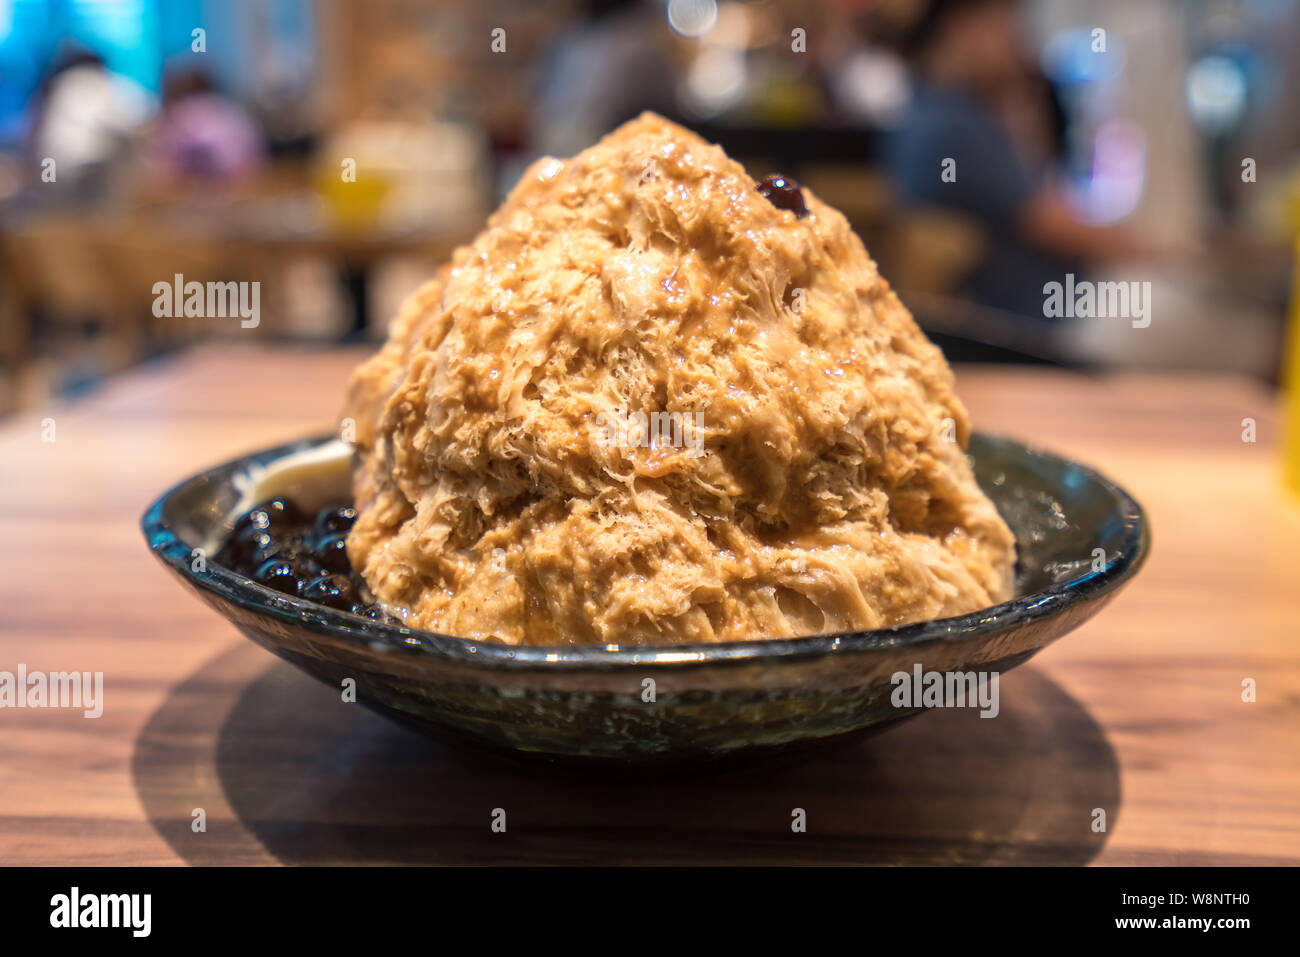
[0,0,1298,415]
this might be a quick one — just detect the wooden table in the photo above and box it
[2,344,1297,865]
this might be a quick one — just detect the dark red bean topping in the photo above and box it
[757,174,808,218]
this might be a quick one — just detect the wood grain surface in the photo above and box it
[0,343,1296,865]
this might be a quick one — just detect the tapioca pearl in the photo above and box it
[222,529,277,569]
[233,498,305,542]
[313,504,357,540]
[255,557,311,595]
[314,533,352,574]
[349,603,388,622]
[252,532,316,569]
[301,573,358,611]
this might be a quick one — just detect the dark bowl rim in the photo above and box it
[141,431,1150,671]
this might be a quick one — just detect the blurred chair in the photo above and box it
[5,213,146,373]
[0,237,32,414]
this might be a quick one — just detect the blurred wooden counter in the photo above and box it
[0,344,1297,865]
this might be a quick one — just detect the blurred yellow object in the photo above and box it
[311,121,489,235]
[1284,236,1300,497]
[314,162,392,230]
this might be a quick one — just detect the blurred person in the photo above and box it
[889,0,1149,320]
[146,67,265,186]
[534,0,678,158]
[26,48,153,199]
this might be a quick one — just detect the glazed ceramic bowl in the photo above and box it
[142,432,1148,764]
